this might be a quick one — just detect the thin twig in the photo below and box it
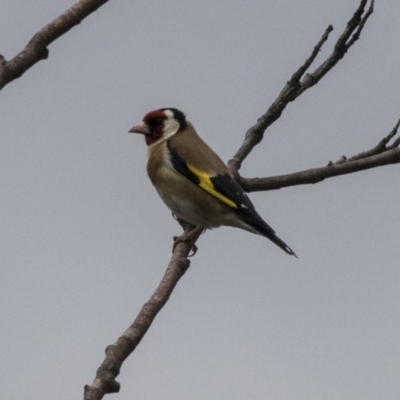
[83,224,202,400]
[0,0,109,91]
[345,0,374,49]
[332,117,400,164]
[226,24,334,177]
[240,148,400,192]
[290,25,333,84]
[299,0,374,93]
[227,0,374,176]
[335,0,368,50]
[239,117,400,192]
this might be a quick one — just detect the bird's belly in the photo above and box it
[156,188,220,228]
[153,175,234,228]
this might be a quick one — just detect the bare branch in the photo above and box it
[299,0,374,95]
[228,0,374,176]
[239,117,400,192]
[240,148,399,192]
[83,225,202,400]
[332,117,400,164]
[339,0,374,49]
[0,0,109,91]
[290,25,333,84]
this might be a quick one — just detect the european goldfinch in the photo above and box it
[130,108,296,257]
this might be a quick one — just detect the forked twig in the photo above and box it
[228,0,374,176]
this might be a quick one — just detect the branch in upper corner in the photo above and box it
[298,0,374,95]
[83,224,202,400]
[0,0,110,91]
[227,0,374,176]
[239,117,400,192]
[337,0,374,49]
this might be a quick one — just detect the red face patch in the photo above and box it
[143,110,166,146]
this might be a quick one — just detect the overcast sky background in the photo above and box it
[1,1,399,399]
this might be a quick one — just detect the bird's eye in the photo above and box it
[153,118,164,125]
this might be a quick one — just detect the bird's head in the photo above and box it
[129,108,187,146]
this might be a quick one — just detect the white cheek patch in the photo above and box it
[163,110,180,138]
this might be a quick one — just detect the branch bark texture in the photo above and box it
[241,118,400,192]
[0,0,109,91]
[241,147,400,192]
[83,225,202,400]
[227,0,374,176]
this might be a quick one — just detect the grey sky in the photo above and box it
[1,1,399,399]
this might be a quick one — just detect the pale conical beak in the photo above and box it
[129,122,150,135]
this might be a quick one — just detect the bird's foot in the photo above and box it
[172,225,204,257]
[173,235,198,257]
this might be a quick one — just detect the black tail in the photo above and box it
[239,212,298,258]
[262,229,298,258]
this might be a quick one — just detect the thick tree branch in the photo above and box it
[239,117,400,192]
[228,0,374,176]
[0,0,109,91]
[83,224,202,400]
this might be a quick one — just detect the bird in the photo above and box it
[129,108,297,257]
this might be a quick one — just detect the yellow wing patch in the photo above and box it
[187,164,238,209]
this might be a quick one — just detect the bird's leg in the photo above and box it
[173,225,204,256]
